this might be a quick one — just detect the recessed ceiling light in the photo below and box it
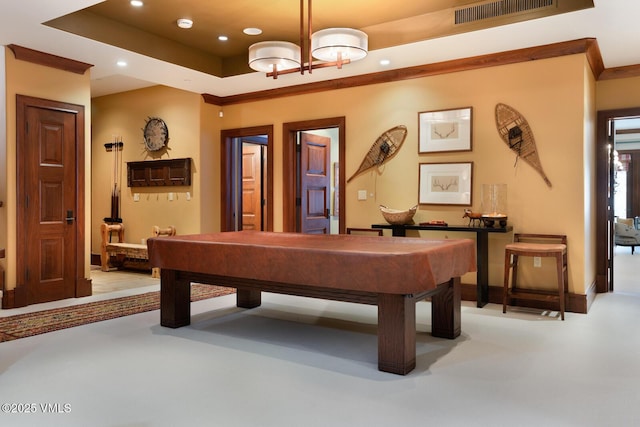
[117,60,127,67]
[177,19,193,29]
[380,59,390,66]
[218,35,229,41]
[243,27,262,36]
[130,0,143,7]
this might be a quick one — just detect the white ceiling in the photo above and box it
[1,0,639,98]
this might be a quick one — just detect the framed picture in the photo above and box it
[419,162,472,206]
[418,107,472,153]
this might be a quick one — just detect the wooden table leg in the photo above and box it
[431,277,461,339]
[377,293,416,375]
[237,289,262,308]
[160,269,191,328]
[476,232,489,308]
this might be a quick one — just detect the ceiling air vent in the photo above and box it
[455,0,555,24]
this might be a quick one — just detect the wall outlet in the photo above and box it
[533,256,542,267]
[357,190,367,201]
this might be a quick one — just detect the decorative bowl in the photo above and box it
[379,205,417,225]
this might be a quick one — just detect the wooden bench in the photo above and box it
[101,223,176,277]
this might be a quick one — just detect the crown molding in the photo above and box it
[599,64,640,81]
[203,38,604,106]
[8,44,93,75]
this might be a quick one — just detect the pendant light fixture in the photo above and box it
[248,0,368,79]
[248,41,301,73]
[311,28,368,63]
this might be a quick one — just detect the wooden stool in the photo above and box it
[503,234,568,320]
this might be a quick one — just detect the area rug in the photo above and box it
[0,284,235,342]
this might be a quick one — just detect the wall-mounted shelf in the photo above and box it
[127,158,192,187]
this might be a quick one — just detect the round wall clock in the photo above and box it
[143,117,169,152]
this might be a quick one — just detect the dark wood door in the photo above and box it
[300,132,331,234]
[242,144,262,230]
[20,101,78,304]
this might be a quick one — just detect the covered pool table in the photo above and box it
[148,231,476,375]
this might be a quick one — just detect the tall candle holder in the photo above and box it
[481,184,508,227]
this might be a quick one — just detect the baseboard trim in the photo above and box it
[461,283,590,314]
[1,290,13,309]
[91,253,101,266]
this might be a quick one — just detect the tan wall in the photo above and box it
[583,60,598,296]
[5,44,639,301]
[91,54,596,295]
[596,75,640,111]
[91,86,221,254]
[199,99,222,234]
[2,47,92,290]
[215,54,591,293]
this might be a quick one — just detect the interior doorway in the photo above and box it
[241,141,266,230]
[596,107,640,294]
[221,125,274,232]
[283,117,345,234]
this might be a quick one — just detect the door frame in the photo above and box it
[221,125,274,231]
[596,107,640,293]
[12,95,88,308]
[283,117,345,233]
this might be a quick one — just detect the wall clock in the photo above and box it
[143,117,169,152]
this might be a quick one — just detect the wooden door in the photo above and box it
[242,144,262,230]
[300,132,331,234]
[17,97,83,305]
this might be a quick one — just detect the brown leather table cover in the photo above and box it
[148,231,476,294]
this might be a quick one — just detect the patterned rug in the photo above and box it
[0,284,235,342]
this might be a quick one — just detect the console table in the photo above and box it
[372,223,513,307]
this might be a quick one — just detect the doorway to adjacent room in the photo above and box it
[596,107,640,295]
[220,125,274,232]
[283,117,345,234]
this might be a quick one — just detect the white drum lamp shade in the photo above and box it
[248,41,301,72]
[311,28,368,62]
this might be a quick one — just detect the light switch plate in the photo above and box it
[357,190,367,200]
